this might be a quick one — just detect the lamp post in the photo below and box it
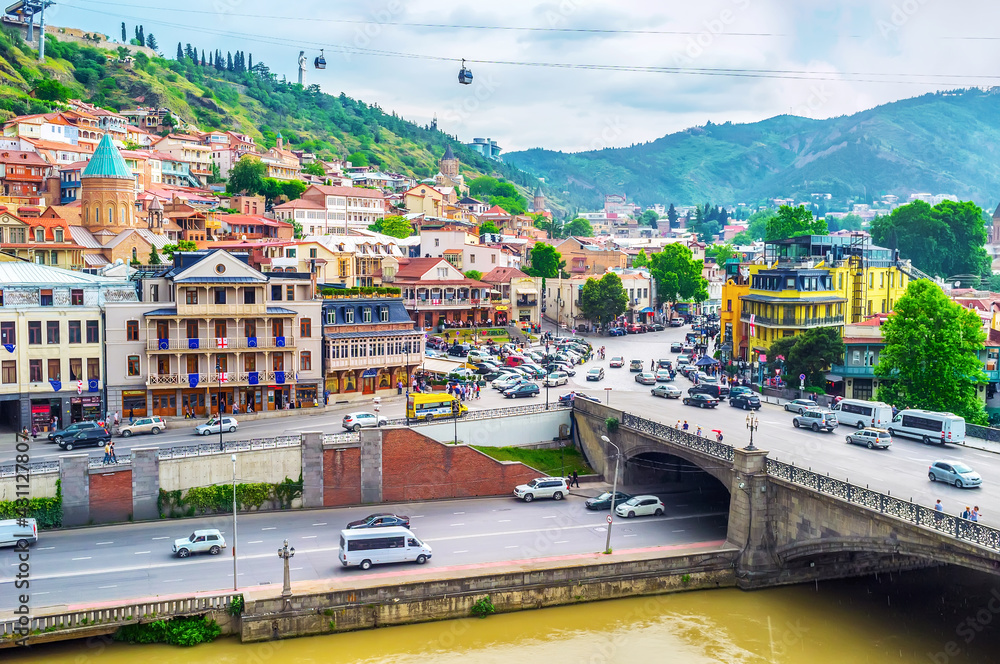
[231,453,238,591]
[745,412,759,451]
[545,376,550,410]
[277,538,295,610]
[601,434,621,554]
[216,359,224,452]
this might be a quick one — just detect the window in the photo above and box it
[244,354,256,371]
[310,248,317,258]
[46,321,59,344]
[434,238,440,247]
[35,228,44,242]
[127,355,140,377]
[0,322,13,345]
[150,284,159,302]
[186,320,199,339]
[126,320,139,341]
[69,358,82,380]
[244,288,256,304]
[29,359,41,382]
[68,288,84,306]
[362,307,372,323]
[286,285,295,301]
[54,228,63,242]
[28,321,41,345]
[244,320,256,338]
[470,254,476,264]
[379,307,389,322]
[300,351,311,371]
[344,308,354,323]
[271,320,284,337]
[87,358,99,380]
[68,321,81,344]
[491,254,497,264]
[300,318,311,337]
[214,321,227,338]
[287,248,297,258]
[271,285,282,300]
[272,354,284,371]
[186,355,198,373]
[47,358,59,381]
[437,268,448,278]
[214,288,226,304]
[185,289,198,305]
[40,289,52,306]
[1,360,13,384]
[157,357,169,375]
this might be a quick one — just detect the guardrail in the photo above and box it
[155,435,300,460]
[621,412,735,462]
[966,423,1000,443]
[0,460,59,478]
[0,592,238,639]
[88,454,132,470]
[766,458,1000,552]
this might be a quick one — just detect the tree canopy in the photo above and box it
[648,243,708,304]
[874,279,987,424]
[478,220,500,236]
[563,217,594,237]
[524,243,564,279]
[764,205,828,241]
[464,270,483,281]
[786,327,845,388]
[639,210,659,228]
[368,214,412,238]
[161,240,197,260]
[301,161,325,176]
[579,272,628,326]
[226,155,265,195]
[632,249,649,268]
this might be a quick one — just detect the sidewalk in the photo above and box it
[157,391,410,425]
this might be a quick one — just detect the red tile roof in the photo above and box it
[480,266,530,283]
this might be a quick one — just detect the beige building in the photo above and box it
[152,134,212,186]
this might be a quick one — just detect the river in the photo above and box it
[6,567,998,663]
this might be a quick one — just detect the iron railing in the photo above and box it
[155,435,300,460]
[0,460,58,478]
[621,412,735,462]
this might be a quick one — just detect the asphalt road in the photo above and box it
[0,489,728,610]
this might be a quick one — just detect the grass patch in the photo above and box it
[472,444,593,476]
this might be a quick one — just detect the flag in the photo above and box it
[749,314,756,338]
[216,337,228,349]
[247,336,258,348]
[88,379,99,392]
[3,343,14,353]
[275,336,286,347]
[158,339,169,350]
[275,370,285,384]
[76,380,83,394]
[218,372,228,383]
[49,380,61,391]
[188,338,199,349]
[188,373,199,388]
[248,371,259,385]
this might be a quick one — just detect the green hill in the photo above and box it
[504,89,1000,210]
[0,28,535,195]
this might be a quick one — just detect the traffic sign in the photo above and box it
[799,374,806,381]
[606,515,613,523]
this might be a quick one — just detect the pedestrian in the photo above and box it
[129,408,134,424]
[476,383,481,399]
[696,426,703,437]
[651,359,655,371]
[716,431,724,443]
[103,441,112,464]
[961,506,971,520]
[682,420,689,431]
[52,415,59,431]
[110,441,118,464]
[247,401,254,414]
[675,420,681,429]
[31,424,38,439]
[571,471,580,488]
[397,381,403,395]
[19,426,28,441]
[934,499,944,526]
[971,506,980,522]
[113,411,120,427]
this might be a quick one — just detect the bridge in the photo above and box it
[572,398,1000,587]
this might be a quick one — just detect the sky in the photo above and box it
[46,0,1000,154]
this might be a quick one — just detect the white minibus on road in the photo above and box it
[0,518,37,549]
[888,409,966,445]
[832,399,893,429]
[339,526,432,570]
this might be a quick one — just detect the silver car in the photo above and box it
[173,529,226,557]
[845,428,892,449]
[784,399,817,414]
[194,417,238,435]
[928,460,982,488]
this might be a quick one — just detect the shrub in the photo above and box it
[470,595,495,618]
[803,386,826,395]
[0,479,61,528]
[113,616,221,646]
[605,417,619,433]
[227,594,244,616]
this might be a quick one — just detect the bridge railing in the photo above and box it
[621,412,735,462]
[766,458,1000,552]
[0,460,58,478]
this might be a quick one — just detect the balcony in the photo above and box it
[829,364,875,378]
[147,336,296,351]
[325,353,414,372]
[404,298,491,309]
[171,303,269,316]
[146,371,281,387]
[740,312,845,328]
[516,298,538,307]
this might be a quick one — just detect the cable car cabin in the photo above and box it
[458,60,473,85]
[314,50,327,69]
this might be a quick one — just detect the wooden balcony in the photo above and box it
[146,371,282,387]
[147,336,296,351]
[167,303,270,317]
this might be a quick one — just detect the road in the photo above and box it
[0,489,729,609]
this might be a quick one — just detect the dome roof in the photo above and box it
[82,134,134,180]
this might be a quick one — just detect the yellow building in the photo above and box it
[720,235,913,361]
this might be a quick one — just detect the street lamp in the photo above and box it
[277,538,295,610]
[601,434,621,554]
[745,412,759,451]
[231,453,238,591]
[216,359,224,452]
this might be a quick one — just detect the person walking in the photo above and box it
[103,441,112,465]
[31,424,38,440]
[52,415,59,431]
[571,471,580,488]
[110,440,118,464]
[971,506,980,522]
[397,381,403,395]
[113,411,120,428]
[682,420,689,431]
[716,430,724,443]
[961,506,971,520]
[934,499,944,527]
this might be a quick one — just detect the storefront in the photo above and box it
[295,384,317,407]
[495,306,508,325]
[181,389,206,416]
[70,396,102,423]
[122,390,147,418]
[151,391,177,417]
[361,368,378,395]
[30,398,61,433]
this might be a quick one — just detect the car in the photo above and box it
[628,359,643,372]
[635,372,656,385]
[784,399,818,414]
[609,356,624,368]
[615,495,666,518]
[493,375,528,391]
[544,372,569,387]
[58,428,111,451]
[683,393,719,409]
[173,529,226,558]
[650,323,665,332]
[655,369,674,382]
[928,460,982,488]
[447,344,473,358]
[342,412,388,431]
[545,362,576,377]
[657,358,672,369]
[729,386,754,398]
[676,355,692,367]
[585,491,633,510]
[651,384,682,399]
[729,394,761,410]
[670,342,684,353]
[504,383,540,398]
[669,318,684,327]
[194,416,239,436]
[577,392,601,403]
[586,367,605,381]
[346,513,411,529]
[448,367,477,380]
[846,428,893,449]
[466,350,494,363]
[792,408,838,432]
[688,384,729,399]
[514,477,570,502]
[118,416,166,437]
[47,421,102,445]
[520,364,548,379]
[607,327,626,337]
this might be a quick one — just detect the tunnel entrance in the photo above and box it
[622,451,731,515]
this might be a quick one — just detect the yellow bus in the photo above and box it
[406,393,469,421]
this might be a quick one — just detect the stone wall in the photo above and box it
[89,467,132,523]
[0,471,58,501]
[159,447,301,492]
[412,408,571,447]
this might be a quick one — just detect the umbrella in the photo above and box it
[695,356,720,367]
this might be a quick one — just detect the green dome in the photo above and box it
[82,134,134,180]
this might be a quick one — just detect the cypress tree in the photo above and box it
[138,25,144,45]
[201,49,206,66]
[227,51,233,71]
[176,42,183,60]
[121,22,127,43]
[248,53,252,70]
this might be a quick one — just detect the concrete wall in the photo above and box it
[89,467,132,523]
[159,447,301,492]
[414,408,570,447]
[0,471,58,501]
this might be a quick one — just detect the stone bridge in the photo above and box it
[573,399,1000,588]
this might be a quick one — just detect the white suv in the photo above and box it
[514,477,570,502]
[172,529,226,558]
[342,412,388,431]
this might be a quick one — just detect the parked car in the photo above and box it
[585,491,632,510]
[514,477,569,502]
[562,391,600,403]
[688,384,729,399]
[492,375,528,390]
[173,529,226,558]
[58,428,111,451]
[635,372,656,385]
[447,343,473,357]
[784,399,818,414]
[504,383,540,399]
[118,416,166,437]
[607,327,626,337]
[729,386,754,398]
[609,356,624,368]
[928,460,982,488]
[586,367,605,381]
[657,358,672,369]
[545,362,576,377]
[194,417,238,436]
[342,412,388,431]
[670,342,684,353]
[846,428,893,449]
[48,421,102,445]
[544,372,569,387]
[346,513,411,529]
[792,409,838,432]
[729,394,761,410]
[650,323,665,332]
[655,369,674,382]
[519,363,547,380]
[615,495,665,518]
[651,384,682,399]
[683,394,719,409]
[629,359,644,372]
[448,367,477,381]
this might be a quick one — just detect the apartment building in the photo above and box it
[152,134,212,186]
[386,257,497,329]
[273,184,386,234]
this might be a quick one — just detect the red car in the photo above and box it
[627,324,642,334]
[609,356,624,368]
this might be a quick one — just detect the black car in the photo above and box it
[473,362,500,375]
[346,513,411,529]
[650,323,665,332]
[58,427,111,450]
[657,359,672,370]
[504,383,540,398]
[585,491,633,510]
[447,344,473,357]
[682,394,719,409]
[729,394,761,410]
[48,421,101,445]
[688,383,730,399]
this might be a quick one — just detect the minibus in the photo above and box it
[406,393,468,421]
[888,409,966,445]
[0,518,37,549]
[339,526,432,570]
[832,399,893,429]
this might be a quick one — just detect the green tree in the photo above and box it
[706,243,735,265]
[579,272,628,326]
[161,240,197,260]
[639,210,659,228]
[148,245,162,265]
[146,33,158,51]
[874,280,987,424]
[648,243,708,304]
[468,175,500,199]
[464,270,483,281]
[765,205,828,241]
[291,220,303,239]
[259,178,284,208]
[280,179,307,201]
[33,79,70,102]
[667,204,678,230]
[785,327,845,388]
[562,217,594,237]
[121,22,127,43]
[478,220,500,236]
[632,249,649,268]
[302,161,325,177]
[369,215,412,238]
[489,195,526,216]
[346,151,369,167]
[525,243,564,279]
[827,213,863,233]
[226,155,265,195]
[176,42,183,61]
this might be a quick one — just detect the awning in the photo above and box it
[515,287,539,295]
[362,368,379,378]
[639,307,654,313]
[825,373,844,382]
[420,358,470,375]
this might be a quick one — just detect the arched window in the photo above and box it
[84,206,89,223]
[94,206,100,224]
[121,206,127,226]
[132,247,137,262]
[108,206,115,224]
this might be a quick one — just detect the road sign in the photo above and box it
[799,374,806,381]
[606,515,613,523]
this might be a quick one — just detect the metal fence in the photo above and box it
[766,458,1000,552]
[621,412,735,462]
[155,435,301,460]
[88,454,132,470]
[0,460,58,478]
[966,423,1000,443]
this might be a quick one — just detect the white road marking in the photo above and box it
[37,546,55,550]
[542,515,558,519]
[247,540,263,544]
[453,550,469,554]
[162,579,182,583]
[95,541,114,545]
[301,535,317,539]
[134,551,150,555]
[498,519,511,522]
[98,585,117,589]
[311,523,328,526]
[151,537,169,540]
[553,540,569,544]
[261,527,276,530]
[504,545,519,549]
[71,557,91,561]
[624,534,638,538]
[453,512,465,515]
[672,529,686,533]
[450,523,465,527]
[290,567,303,571]
[410,515,424,519]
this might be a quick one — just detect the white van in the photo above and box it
[339,526,432,570]
[0,518,37,549]
[832,399,894,429]
[888,409,966,445]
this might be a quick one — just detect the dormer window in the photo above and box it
[34,228,43,242]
